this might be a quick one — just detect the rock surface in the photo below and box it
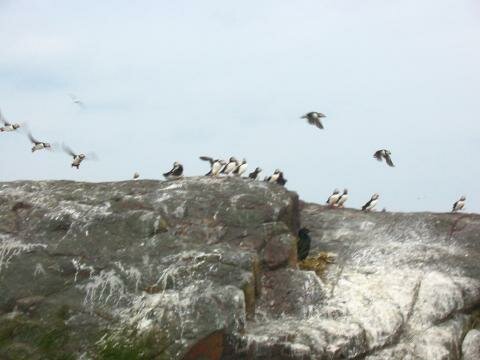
[0,179,479,359]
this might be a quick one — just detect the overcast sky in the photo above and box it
[1,0,479,213]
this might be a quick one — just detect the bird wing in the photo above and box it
[307,117,324,129]
[199,156,214,164]
[28,132,40,144]
[385,153,395,167]
[373,150,383,161]
[62,144,76,157]
[362,199,372,211]
[171,165,183,176]
[0,109,10,126]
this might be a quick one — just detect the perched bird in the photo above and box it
[277,172,287,186]
[374,149,395,167]
[362,193,380,212]
[336,189,349,208]
[266,169,287,186]
[452,196,466,213]
[62,144,87,169]
[163,161,183,180]
[28,132,51,153]
[233,159,248,176]
[0,109,20,132]
[200,156,226,176]
[222,157,238,175]
[297,227,311,261]
[69,94,85,108]
[133,172,140,180]
[248,167,262,180]
[326,189,341,207]
[301,112,326,129]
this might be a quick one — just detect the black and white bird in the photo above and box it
[69,94,85,108]
[248,167,262,180]
[28,132,51,153]
[200,156,226,176]
[452,196,466,213]
[301,112,326,129]
[163,161,183,180]
[233,158,248,176]
[336,189,349,208]
[0,109,20,132]
[297,227,311,261]
[62,144,89,169]
[133,172,140,180]
[266,169,287,186]
[326,189,341,207]
[362,193,380,212]
[222,157,238,175]
[374,149,395,167]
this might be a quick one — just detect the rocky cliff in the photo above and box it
[0,178,478,360]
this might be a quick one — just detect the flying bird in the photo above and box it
[248,167,262,180]
[336,189,349,208]
[301,112,326,129]
[326,189,341,207]
[62,144,96,169]
[297,227,311,261]
[233,159,248,176]
[362,193,380,212]
[452,196,466,213]
[222,157,238,175]
[28,132,51,153]
[374,149,395,167]
[200,156,226,176]
[0,109,21,132]
[69,94,85,108]
[163,161,184,180]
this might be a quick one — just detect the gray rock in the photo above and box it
[462,329,480,360]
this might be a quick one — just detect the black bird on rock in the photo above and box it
[297,227,311,261]
[163,161,183,180]
[248,167,262,180]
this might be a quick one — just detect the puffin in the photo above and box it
[452,196,466,213]
[133,172,140,180]
[62,144,86,169]
[266,169,287,186]
[374,149,395,167]
[163,161,183,180]
[200,156,226,176]
[326,189,341,207]
[248,167,262,180]
[222,157,238,175]
[28,132,51,152]
[301,112,326,129]
[362,193,380,212]
[297,227,311,261]
[233,159,248,176]
[0,110,20,132]
[336,189,349,208]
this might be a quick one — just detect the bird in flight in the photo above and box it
[374,149,395,167]
[69,94,85,109]
[62,144,97,169]
[28,132,52,152]
[301,112,326,129]
[0,109,21,132]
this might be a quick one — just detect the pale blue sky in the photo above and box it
[1,0,479,213]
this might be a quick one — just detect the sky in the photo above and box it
[0,0,479,213]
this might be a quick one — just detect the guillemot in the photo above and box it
[362,193,380,212]
[248,167,262,180]
[326,189,341,207]
[163,161,184,180]
[374,149,395,167]
[301,112,326,129]
[200,156,226,176]
[233,158,248,176]
[336,189,349,208]
[28,132,51,152]
[452,196,466,212]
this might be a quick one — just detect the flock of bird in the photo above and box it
[1,104,467,213]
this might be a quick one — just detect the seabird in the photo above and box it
[362,193,380,212]
[133,172,140,180]
[200,156,226,176]
[374,149,395,167]
[163,161,184,180]
[62,144,87,169]
[233,158,248,176]
[28,132,51,153]
[336,189,349,208]
[326,189,341,207]
[0,109,20,132]
[301,112,326,129]
[222,157,238,175]
[248,167,262,180]
[69,94,85,108]
[452,196,466,213]
[297,227,311,261]
[266,169,287,186]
